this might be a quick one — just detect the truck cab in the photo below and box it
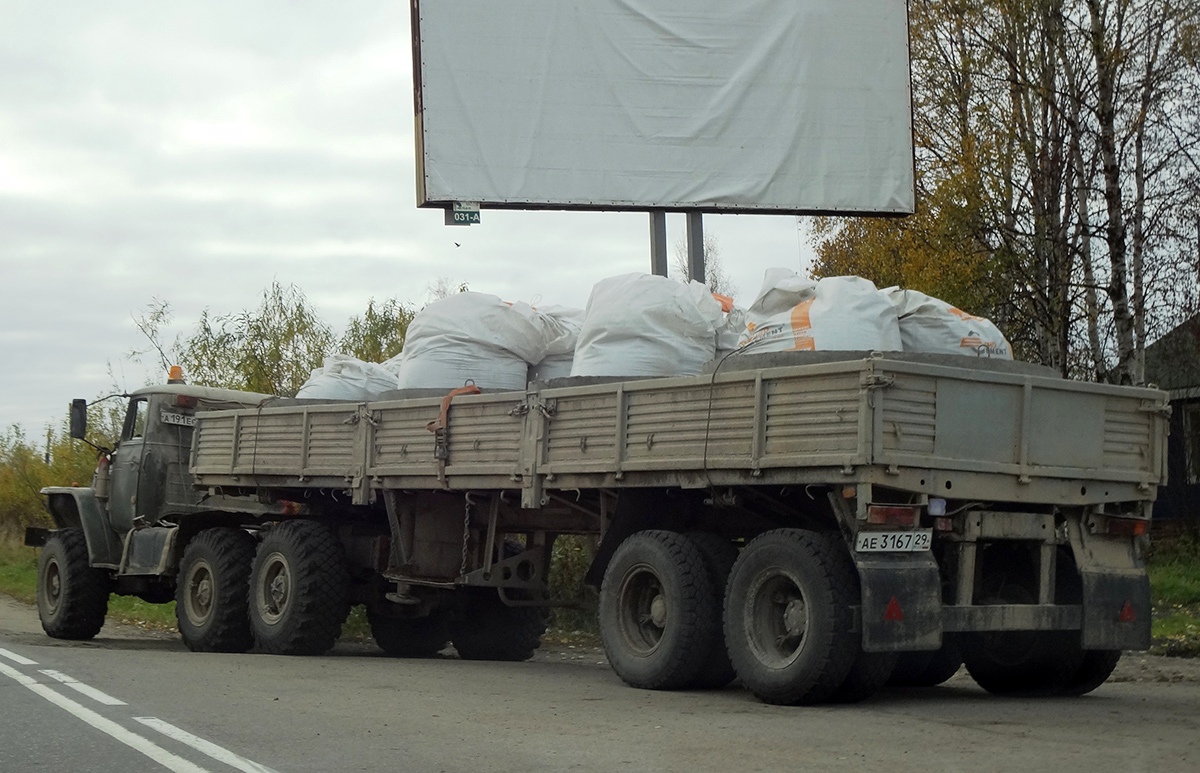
[33,379,274,595]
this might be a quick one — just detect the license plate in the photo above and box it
[160,411,197,428]
[855,529,932,552]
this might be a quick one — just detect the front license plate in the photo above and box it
[855,529,933,553]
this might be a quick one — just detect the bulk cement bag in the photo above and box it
[737,270,902,353]
[571,274,724,377]
[883,287,1012,359]
[390,292,554,391]
[529,305,584,382]
[296,355,399,401]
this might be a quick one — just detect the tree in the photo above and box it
[340,298,416,362]
[810,0,1200,382]
[671,234,737,297]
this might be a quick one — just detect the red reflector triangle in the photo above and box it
[1118,601,1137,623]
[884,596,905,622]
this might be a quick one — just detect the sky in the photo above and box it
[0,1,816,438]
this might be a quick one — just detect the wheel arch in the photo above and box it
[40,487,123,567]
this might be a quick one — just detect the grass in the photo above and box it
[1147,536,1200,656]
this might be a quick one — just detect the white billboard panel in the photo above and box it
[412,1,914,215]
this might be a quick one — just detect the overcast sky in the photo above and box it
[1,1,816,438]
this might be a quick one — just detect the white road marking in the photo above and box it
[0,647,38,665]
[39,668,128,705]
[0,660,211,773]
[135,717,281,773]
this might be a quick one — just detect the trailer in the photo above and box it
[30,352,1167,704]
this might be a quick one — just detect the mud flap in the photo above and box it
[1081,570,1151,650]
[853,552,943,652]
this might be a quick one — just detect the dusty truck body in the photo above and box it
[31,352,1167,704]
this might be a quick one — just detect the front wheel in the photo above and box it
[249,520,350,655]
[175,527,255,653]
[598,530,717,690]
[723,529,858,705]
[37,528,111,640]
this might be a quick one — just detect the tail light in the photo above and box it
[1104,517,1149,537]
[866,505,920,527]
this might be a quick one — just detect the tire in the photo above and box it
[829,651,899,704]
[889,636,963,687]
[682,532,739,689]
[962,577,1085,697]
[449,590,546,661]
[369,611,449,658]
[249,520,351,656]
[723,529,858,705]
[37,528,111,640]
[175,528,256,653]
[598,530,717,690]
[1061,650,1121,696]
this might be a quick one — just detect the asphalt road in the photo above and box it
[2,596,1198,773]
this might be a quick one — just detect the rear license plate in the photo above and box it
[855,529,933,552]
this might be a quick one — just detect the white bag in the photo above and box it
[883,287,1012,359]
[529,305,584,381]
[738,270,902,353]
[715,307,748,361]
[296,355,398,400]
[571,274,724,377]
[390,292,552,391]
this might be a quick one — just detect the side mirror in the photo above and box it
[69,399,88,439]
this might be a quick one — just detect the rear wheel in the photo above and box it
[682,532,739,689]
[250,520,350,655]
[369,611,449,658]
[889,636,963,687]
[723,529,857,705]
[175,527,255,653]
[450,590,546,661]
[598,530,716,689]
[1061,650,1121,696]
[829,650,899,704]
[37,528,111,640]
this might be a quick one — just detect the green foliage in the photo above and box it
[0,542,37,603]
[0,423,102,538]
[340,298,415,362]
[548,535,598,636]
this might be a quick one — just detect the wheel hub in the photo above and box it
[185,563,215,625]
[783,599,807,637]
[257,552,292,625]
[649,595,667,627]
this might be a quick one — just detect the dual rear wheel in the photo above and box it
[600,527,1119,704]
[599,528,890,704]
[175,520,350,655]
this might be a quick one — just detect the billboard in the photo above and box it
[412,1,914,215]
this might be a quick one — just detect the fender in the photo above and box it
[40,487,124,568]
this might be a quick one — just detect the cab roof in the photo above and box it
[128,383,276,407]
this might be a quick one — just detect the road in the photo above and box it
[1,596,1198,773]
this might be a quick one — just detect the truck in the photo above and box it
[27,352,1167,705]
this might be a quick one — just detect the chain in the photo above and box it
[460,493,474,578]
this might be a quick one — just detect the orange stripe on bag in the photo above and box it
[712,293,735,313]
[790,300,814,350]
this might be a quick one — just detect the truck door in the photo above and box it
[107,397,149,535]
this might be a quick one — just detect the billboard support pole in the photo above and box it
[686,211,705,285]
[649,212,668,276]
